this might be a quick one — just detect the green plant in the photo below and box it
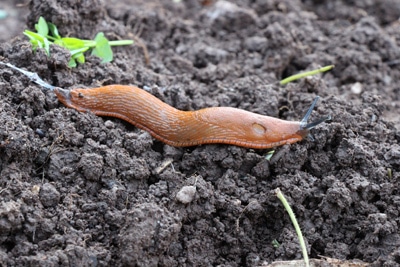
[271,239,281,248]
[24,16,134,67]
[275,188,309,267]
[265,150,275,161]
[280,65,334,85]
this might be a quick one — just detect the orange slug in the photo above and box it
[54,85,330,148]
[1,62,330,149]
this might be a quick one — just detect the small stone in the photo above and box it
[351,82,362,94]
[39,183,60,208]
[245,36,267,52]
[104,120,115,129]
[176,185,196,204]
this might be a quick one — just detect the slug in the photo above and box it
[1,62,330,149]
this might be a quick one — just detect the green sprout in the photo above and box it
[271,239,281,248]
[387,168,392,179]
[280,65,334,85]
[24,16,134,67]
[275,188,309,267]
[265,150,275,161]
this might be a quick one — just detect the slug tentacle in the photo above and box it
[300,96,331,130]
[303,115,332,130]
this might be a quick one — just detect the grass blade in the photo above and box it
[280,65,334,85]
[275,188,309,267]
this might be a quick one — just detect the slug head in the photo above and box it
[54,88,73,108]
[254,96,330,147]
[54,87,106,112]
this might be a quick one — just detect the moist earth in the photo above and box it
[1,0,400,266]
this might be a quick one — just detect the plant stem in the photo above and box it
[82,40,134,48]
[280,65,334,85]
[275,188,309,267]
[45,35,57,42]
[83,40,97,47]
[109,40,134,46]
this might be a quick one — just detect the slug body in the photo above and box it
[55,85,310,149]
[0,61,329,149]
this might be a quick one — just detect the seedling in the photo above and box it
[265,150,275,161]
[280,65,334,85]
[24,16,134,67]
[271,239,281,248]
[387,168,392,179]
[275,188,309,267]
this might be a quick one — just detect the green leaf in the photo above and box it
[67,48,89,67]
[48,22,61,39]
[53,39,63,46]
[265,150,275,161]
[56,37,86,50]
[24,30,45,43]
[68,51,86,67]
[35,16,49,36]
[43,37,51,56]
[68,58,77,68]
[24,30,51,55]
[37,41,43,49]
[91,32,113,63]
[74,53,85,64]
[70,47,90,56]
[29,40,39,51]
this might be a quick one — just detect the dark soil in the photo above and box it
[1,0,400,266]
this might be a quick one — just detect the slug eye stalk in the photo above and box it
[300,96,331,130]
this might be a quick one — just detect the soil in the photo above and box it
[1,0,400,266]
